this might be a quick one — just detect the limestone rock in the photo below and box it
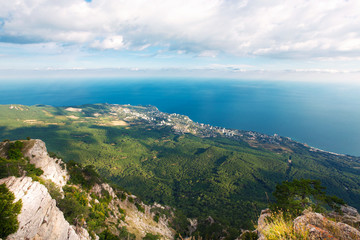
[294,210,360,240]
[256,208,271,240]
[23,139,69,187]
[0,176,90,240]
[336,205,360,228]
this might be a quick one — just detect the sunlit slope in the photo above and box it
[0,103,359,231]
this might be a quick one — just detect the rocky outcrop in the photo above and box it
[256,208,360,240]
[294,210,360,240]
[22,139,69,187]
[0,176,90,240]
[256,208,271,240]
[91,183,176,239]
[327,205,360,229]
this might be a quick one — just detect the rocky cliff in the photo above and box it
[0,139,176,240]
[0,176,90,240]
[22,139,69,187]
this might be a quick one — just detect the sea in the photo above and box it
[1,77,360,156]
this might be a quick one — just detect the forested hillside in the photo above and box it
[0,104,359,238]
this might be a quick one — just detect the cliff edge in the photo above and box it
[0,139,176,240]
[0,176,90,240]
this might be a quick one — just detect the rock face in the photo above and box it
[330,205,360,229]
[256,209,271,240]
[256,208,360,240]
[294,210,360,240]
[22,139,69,187]
[0,176,90,240]
[0,139,175,240]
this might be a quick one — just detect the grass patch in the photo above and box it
[262,211,309,240]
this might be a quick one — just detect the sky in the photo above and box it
[1,0,360,81]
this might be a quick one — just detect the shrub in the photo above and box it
[118,226,136,240]
[43,180,62,201]
[0,184,22,238]
[24,163,44,177]
[153,213,160,223]
[116,191,127,201]
[0,157,23,178]
[57,194,89,225]
[239,231,258,240]
[143,233,161,240]
[100,189,112,203]
[67,162,101,190]
[98,229,119,240]
[7,141,24,160]
[135,202,145,213]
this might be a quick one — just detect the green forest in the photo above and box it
[0,104,359,238]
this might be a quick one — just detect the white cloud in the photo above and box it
[198,50,218,58]
[1,0,360,60]
[91,35,125,50]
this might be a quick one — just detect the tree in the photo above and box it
[0,183,22,238]
[271,179,344,217]
[7,141,24,160]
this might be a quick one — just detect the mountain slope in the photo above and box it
[0,139,176,239]
[0,103,359,238]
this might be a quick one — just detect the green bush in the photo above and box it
[135,202,145,213]
[143,233,161,240]
[116,192,127,201]
[7,141,24,160]
[67,162,101,190]
[100,189,112,204]
[24,163,44,177]
[43,180,62,201]
[98,229,119,240]
[118,227,136,240]
[153,213,160,223]
[58,194,89,225]
[0,183,22,238]
[239,231,258,240]
[0,157,23,178]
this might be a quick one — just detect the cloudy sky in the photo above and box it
[1,0,360,80]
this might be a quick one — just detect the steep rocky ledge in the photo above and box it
[22,139,69,187]
[0,176,90,240]
[0,139,176,240]
[0,139,69,187]
[0,139,90,239]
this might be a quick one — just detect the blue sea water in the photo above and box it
[1,78,360,156]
